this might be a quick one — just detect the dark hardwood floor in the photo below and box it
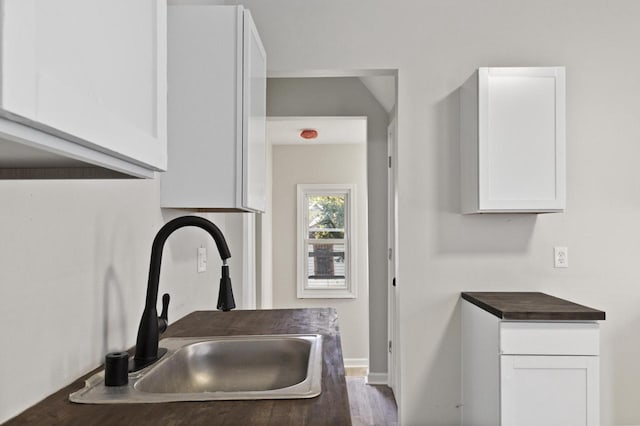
[346,377,398,426]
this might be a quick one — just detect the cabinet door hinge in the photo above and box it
[388,340,392,353]
[388,248,392,260]
[388,156,392,168]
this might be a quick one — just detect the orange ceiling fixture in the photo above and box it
[300,129,318,140]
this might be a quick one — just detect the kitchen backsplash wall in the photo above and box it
[0,177,243,422]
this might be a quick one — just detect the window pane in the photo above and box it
[308,229,345,239]
[307,243,346,288]
[307,194,345,239]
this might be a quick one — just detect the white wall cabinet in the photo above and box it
[461,67,566,213]
[161,5,266,212]
[0,0,167,178]
[462,300,600,426]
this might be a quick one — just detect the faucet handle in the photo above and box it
[158,293,170,334]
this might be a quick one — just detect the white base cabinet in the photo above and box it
[0,0,167,178]
[462,300,600,426]
[161,5,266,212]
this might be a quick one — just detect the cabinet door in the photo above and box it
[501,355,599,426]
[0,0,167,171]
[479,67,565,212]
[241,10,267,212]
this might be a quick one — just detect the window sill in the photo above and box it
[297,288,357,299]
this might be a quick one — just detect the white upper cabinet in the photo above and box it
[0,0,167,178]
[161,5,267,213]
[461,67,566,213]
[242,15,267,212]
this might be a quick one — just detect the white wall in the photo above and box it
[271,144,369,364]
[267,77,390,375]
[237,1,640,424]
[0,178,244,422]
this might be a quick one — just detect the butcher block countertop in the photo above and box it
[6,308,351,426]
[461,292,606,321]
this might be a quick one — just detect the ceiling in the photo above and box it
[267,116,367,145]
[358,75,395,113]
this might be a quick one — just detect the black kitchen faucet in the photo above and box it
[132,216,235,371]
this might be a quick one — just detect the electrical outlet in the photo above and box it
[554,247,568,268]
[197,247,207,273]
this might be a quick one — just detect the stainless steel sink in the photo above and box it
[69,334,322,404]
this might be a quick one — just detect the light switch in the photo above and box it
[197,247,207,273]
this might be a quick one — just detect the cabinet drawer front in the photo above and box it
[500,322,599,355]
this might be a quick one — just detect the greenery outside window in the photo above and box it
[297,184,356,298]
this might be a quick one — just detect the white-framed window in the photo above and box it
[297,184,357,298]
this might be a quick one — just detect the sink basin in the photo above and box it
[137,337,314,393]
[69,334,322,404]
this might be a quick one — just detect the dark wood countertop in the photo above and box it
[461,292,606,321]
[6,308,351,426]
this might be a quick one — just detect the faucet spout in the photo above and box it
[133,216,234,370]
[218,263,235,311]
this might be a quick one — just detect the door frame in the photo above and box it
[387,116,400,395]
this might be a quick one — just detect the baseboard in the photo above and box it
[366,372,388,385]
[343,358,368,368]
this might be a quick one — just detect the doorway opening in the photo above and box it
[254,70,399,402]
